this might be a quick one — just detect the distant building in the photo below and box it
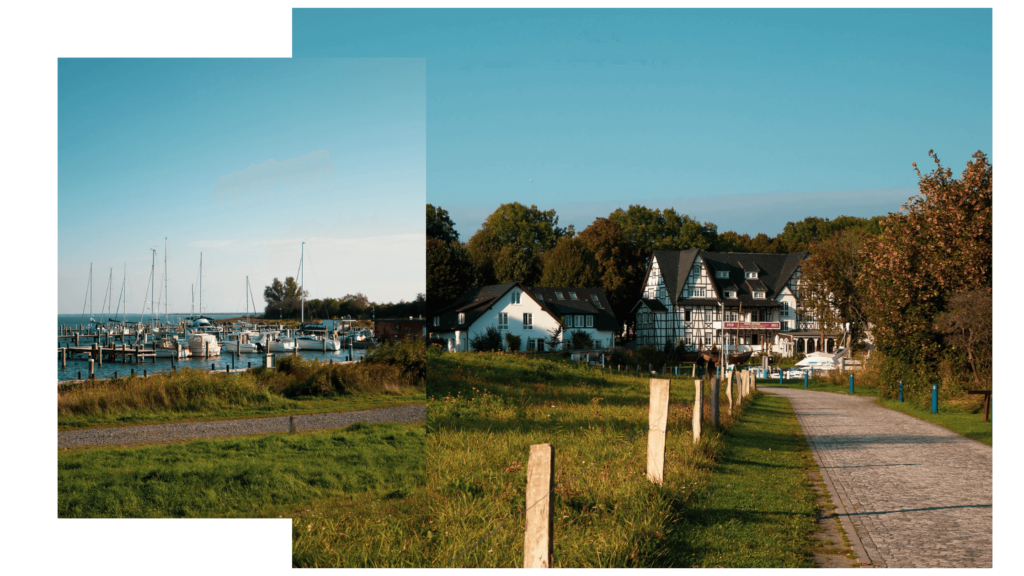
[632,249,844,356]
[430,282,617,352]
[373,318,426,341]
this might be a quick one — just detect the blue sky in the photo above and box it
[58,58,425,314]
[294,8,992,239]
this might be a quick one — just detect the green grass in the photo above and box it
[875,398,992,446]
[426,352,821,567]
[58,421,425,520]
[59,347,425,430]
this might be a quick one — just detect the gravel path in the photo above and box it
[58,404,426,449]
[765,387,992,568]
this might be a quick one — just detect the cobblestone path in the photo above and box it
[765,388,992,568]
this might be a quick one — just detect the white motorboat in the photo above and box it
[294,334,342,351]
[155,336,191,359]
[222,331,261,354]
[188,333,221,357]
[263,335,296,353]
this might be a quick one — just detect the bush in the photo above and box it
[567,330,594,350]
[504,332,522,352]
[470,326,503,352]
[364,339,427,383]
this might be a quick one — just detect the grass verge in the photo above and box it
[875,398,992,446]
[58,341,425,430]
[426,352,820,567]
[58,421,425,520]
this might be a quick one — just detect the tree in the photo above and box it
[934,289,992,389]
[577,218,639,327]
[775,215,884,253]
[263,277,306,304]
[427,204,460,243]
[858,150,992,367]
[798,228,871,348]
[427,238,475,314]
[607,205,717,252]
[538,237,601,288]
[467,203,569,286]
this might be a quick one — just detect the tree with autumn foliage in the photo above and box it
[798,228,872,349]
[858,150,992,387]
[577,217,641,330]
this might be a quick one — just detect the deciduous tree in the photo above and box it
[538,237,601,288]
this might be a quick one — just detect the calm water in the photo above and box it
[57,347,368,382]
[57,312,249,329]
[57,313,367,382]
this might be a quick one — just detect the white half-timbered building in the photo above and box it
[632,249,844,356]
[430,282,618,352]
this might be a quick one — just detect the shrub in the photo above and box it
[469,326,503,352]
[567,330,594,350]
[504,332,522,352]
[364,339,427,383]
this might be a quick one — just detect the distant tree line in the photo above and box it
[263,280,425,322]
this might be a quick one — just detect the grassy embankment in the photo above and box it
[58,421,428,567]
[763,372,992,446]
[58,341,426,430]
[426,352,821,568]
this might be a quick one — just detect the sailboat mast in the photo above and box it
[164,237,168,322]
[151,249,156,326]
[108,268,113,318]
[245,276,249,324]
[301,242,305,324]
[200,252,203,317]
[89,263,93,321]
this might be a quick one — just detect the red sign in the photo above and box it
[723,322,780,329]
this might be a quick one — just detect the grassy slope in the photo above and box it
[58,393,424,430]
[58,422,425,520]
[428,352,821,568]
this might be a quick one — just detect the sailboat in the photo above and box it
[292,242,342,351]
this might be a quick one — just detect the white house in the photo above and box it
[430,282,618,352]
[632,249,845,357]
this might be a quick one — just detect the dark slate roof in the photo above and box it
[745,278,768,293]
[650,249,700,303]
[699,251,807,307]
[741,261,761,273]
[632,298,668,313]
[529,286,618,332]
[431,282,520,332]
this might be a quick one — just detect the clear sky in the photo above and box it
[294,8,992,239]
[58,58,425,314]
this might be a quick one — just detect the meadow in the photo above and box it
[426,351,823,567]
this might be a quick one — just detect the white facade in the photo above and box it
[434,285,615,352]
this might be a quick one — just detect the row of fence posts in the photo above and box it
[521,370,758,568]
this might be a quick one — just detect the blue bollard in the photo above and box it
[898,381,903,403]
[780,369,783,385]
[932,383,938,413]
[850,373,854,394]
[804,372,808,389]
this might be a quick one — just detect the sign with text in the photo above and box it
[724,321,780,330]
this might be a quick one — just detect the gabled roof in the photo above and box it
[530,286,618,332]
[431,282,521,332]
[649,249,700,303]
[632,298,668,313]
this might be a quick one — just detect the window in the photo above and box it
[781,301,790,315]
[535,293,543,300]
[564,315,573,328]
[716,271,729,279]
[458,312,465,325]
[586,316,593,328]
[686,335,693,345]
[745,271,758,279]
[511,291,521,304]
[433,316,439,327]
[750,334,759,345]
[704,336,712,346]
[753,291,766,299]
[569,292,578,299]
[591,294,603,308]
[781,320,789,330]
[684,309,691,322]
[725,291,737,299]
[523,313,533,330]
[575,314,584,327]
[555,292,564,299]
[498,313,508,329]
[688,287,705,298]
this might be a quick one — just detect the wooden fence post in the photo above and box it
[647,379,671,485]
[710,376,720,427]
[693,379,703,443]
[524,443,555,568]
[726,370,734,416]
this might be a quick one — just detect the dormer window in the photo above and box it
[745,271,758,279]
[753,291,766,299]
[591,294,602,308]
[555,292,564,299]
[433,316,440,327]
[716,271,729,279]
[569,292,578,299]
[535,294,543,301]
[510,291,521,304]
[725,291,737,299]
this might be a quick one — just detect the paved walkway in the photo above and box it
[764,388,992,568]
[58,404,426,449]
